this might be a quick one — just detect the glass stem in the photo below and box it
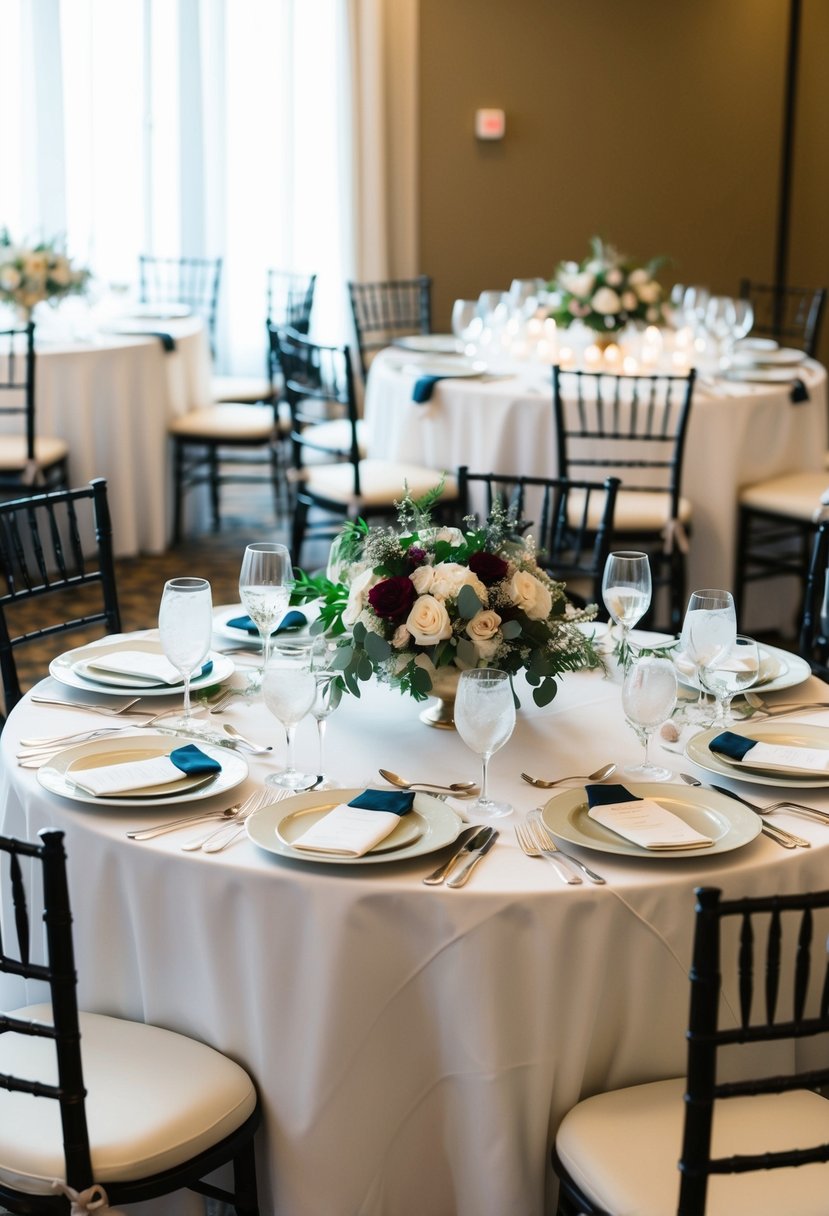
[480,752,490,804]
[285,724,296,773]
[182,673,192,721]
[262,628,272,676]
[316,718,327,773]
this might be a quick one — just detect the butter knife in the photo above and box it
[422,826,489,886]
[446,828,499,888]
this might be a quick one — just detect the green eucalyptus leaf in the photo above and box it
[532,678,559,707]
[501,619,522,640]
[363,631,392,661]
[455,637,478,668]
[352,621,367,645]
[457,583,483,619]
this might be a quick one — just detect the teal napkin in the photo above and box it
[413,375,446,403]
[349,789,415,815]
[586,783,641,808]
[169,744,222,776]
[226,610,307,635]
[709,731,756,761]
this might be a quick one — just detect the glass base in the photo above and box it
[155,715,219,741]
[265,769,320,791]
[468,797,513,820]
[624,760,673,782]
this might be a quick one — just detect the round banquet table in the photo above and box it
[0,316,212,556]
[364,350,829,635]
[3,634,829,1216]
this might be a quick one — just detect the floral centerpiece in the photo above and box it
[0,229,91,322]
[292,487,602,711]
[546,236,665,336]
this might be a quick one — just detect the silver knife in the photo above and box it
[708,782,810,849]
[446,828,499,888]
[422,826,488,886]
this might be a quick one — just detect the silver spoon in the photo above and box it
[378,769,479,795]
[222,724,272,753]
[520,763,617,789]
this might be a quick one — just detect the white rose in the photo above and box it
[628,268,649,286]
[509,570,553,620]
[391,623,410,649]
[0,266,21,291]
[342,566,379,627]
[466,609,501,642]
[621,291,638,311]
[49,257,72,287]
[560,271,595,299]
[430,561,487,603]
[406,595,452,646]
[433,526,464,546]
[591,286,622,315]
[410,565,435,595]
[605,268,623,287]
[635,280,661,304]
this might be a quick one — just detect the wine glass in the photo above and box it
[262,650,317,789]
[731,299,754,344]
[622,656,677,781]
[239,542,295,687]
[157,577,213,731]
[704,295,737,368]
[451,299,478,340]
[310,637,342,788]
[700,635,759,726]
[454,668,516,819]
[676,589,737,723]
[601,552,652,668]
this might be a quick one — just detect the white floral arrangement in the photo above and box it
[0,229,90,319]
[292,489,601,706]
[546,236,665,334]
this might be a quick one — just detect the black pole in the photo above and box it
[774,0,801,321]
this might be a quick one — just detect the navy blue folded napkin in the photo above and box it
[198,660,214,678]
[169,744,222,776]
[226,609,307,635]
[348,789,415,815]
[143,330,176,352]
[709,731,756,761]
[790,378,810,404]
[585,783,641,808]
[413,374,446,404]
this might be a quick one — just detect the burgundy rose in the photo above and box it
[468,550,509,586]
[368,575,417,621]
[407,546,427,567]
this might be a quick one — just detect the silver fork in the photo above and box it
[514,819,581,884]
[529,817,607,884]
[181,788,286,852]
[30,695,147,716]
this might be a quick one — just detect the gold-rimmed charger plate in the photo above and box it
[246,787,463,865]
[540,783,761,859]
[50,638,234,696]
[686,722,829,786]
[37,733,248,806]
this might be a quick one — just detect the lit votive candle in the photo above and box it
[623,355,638,375]
[558,345,574,368]
[528,317,543,339]
[584,344,601,368]
[543,317,558,342]
[603,343,621,366]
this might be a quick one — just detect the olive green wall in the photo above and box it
[418,0,828,363]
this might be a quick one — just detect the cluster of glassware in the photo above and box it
[601,550,761,781]
[664,285,754,374]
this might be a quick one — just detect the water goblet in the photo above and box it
[601,551,652,669]
[310,637,342,788]
[675,589,737,724]
[239,542,294,688]
[157,577,213,732]
[700,635,759,726]
[451,299,478,341]
[262,651,317,790]
[622,656,677,781]
[731,299,754,344]
[454,668,516,819]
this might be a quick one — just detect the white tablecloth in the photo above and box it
[0,318,212,556]
[365,352,829,633]
[3,634,829,1215]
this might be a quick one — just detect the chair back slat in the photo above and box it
[139,254,222,357]
[798,517,829,679]
[347,276,432,379]
[0,323,36,466]
[739,278,827,357]
[9,849,29,965]
[794,908,813,1022]
[737,912,753,1028]
[765,907,781,1023]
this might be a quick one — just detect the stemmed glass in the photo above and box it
[454,668,516,819]
[157,577,213,732]
[601,552,652,669]
[239,542,294,688]
[310,637,342,788]
[622,656,677,781]
[676,589,737,723]
[700,635,760,726]
[261,649,317,789]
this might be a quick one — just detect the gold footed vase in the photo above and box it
[419,667,461,730]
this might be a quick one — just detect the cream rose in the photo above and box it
[466,609,502,659]
[410,564,436,595]
[591,286,622,315]
[635,280,661,304]
[509,570,553,620]
[405,594,452,646]
[391,623,411,649]
[430,562,487,603]
[342,566,379,627]
[628,268,649,286]
[560,270,595,299]
[0,266,21,291]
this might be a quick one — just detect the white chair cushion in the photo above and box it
[211,374,273,404]
[739,470,829,521]
[567,487,692,532]
[299,419,368,461]
[0,436,68,471]
[169,403,275,442]
[305,460,457,507]
[556,1075,829,1216]
[0,1003,256,1195]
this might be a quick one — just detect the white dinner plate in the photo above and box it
[393,334,464,355]
[735,338,779,354]
[730,347,806,368]
[37,733,248,807]
[540,783,761,858]
[686,722,829,786]
[676,644,809,696]
[401,356,488,378]
[125,303,191,320]
[50,639,234,697]
[213,602,320,646]
[246,787,463,865]
[723,366,805,384]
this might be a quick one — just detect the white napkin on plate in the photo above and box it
[730,741,829,773]
[79,651,184,685]
[292,804,400,857]
[70,754,194,796]
[587,796,714,850]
